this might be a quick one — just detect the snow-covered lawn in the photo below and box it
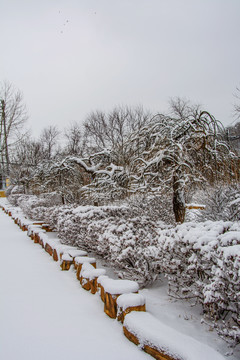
[0,198,239,360]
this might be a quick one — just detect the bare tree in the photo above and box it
[9,137,46,192]
[234,86,240,119]
[0,81,28,176]
[226,121,240,154]
[64,122,85,156]
[40,125,60,160]
[84,105,152,165]
[168,96,201,121]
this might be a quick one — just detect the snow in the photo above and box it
[61,253,73,261]
[80,263,106,280]
[97,275,109,285]
[52,242,77,256]
[117,293,145,311]
[220,244,240,259]
[67,249,88,257]
[186,203,206,209]
[27,224,44,237]
[124,312,225,360]
[41,234,62,248]
[218,231,240,246]
[74,256,96,265]
[100,278,139,295]
[0,205,149,360]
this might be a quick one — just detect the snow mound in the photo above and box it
[100,278,139,295]
[124,312,225,360]
[75,256,96,265]
[117,293,145,311]
[80,263,106,280]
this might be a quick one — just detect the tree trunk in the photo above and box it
[1,100,10,175]
[172,175,185,223]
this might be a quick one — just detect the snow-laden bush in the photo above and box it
[56,207,239,345]
[156,221,240,347]
[125,193,175,224]
[7,185,26,206]
[7,193,24,207]
[5,184,21,198]
[56,205,167,285]
[9,192,63,220]
[47,205,76,231]
[186,185,240,222]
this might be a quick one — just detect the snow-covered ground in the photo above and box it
[0,205,149,360]
[0,198,239,360]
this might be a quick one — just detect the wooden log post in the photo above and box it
[75,257,96,280]
[100,279,139,319]
[53,249,59,261]
[34,233,40,244]
[80,277,92,291]
[41,224,52,232]
[80,264,106,294]
[117,293,146,323]
[45,243,53,256]
[53,247,87,263]
[22,224,28,231]
[66,249,87,266]
[60,254,73,270]
[97,276,109,302]
[38,236,44,248]
[104,292,119,319]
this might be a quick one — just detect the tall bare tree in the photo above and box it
[83,105,152,165]
[40,125,60,160]
[64,122,85,156]
[0,81,27,180]
[234,86,240,119]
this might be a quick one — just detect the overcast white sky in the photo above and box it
[1,0,240,137]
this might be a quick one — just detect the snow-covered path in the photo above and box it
[0,210,150,360]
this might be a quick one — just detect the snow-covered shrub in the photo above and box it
[18,196,46,220]
[126,194,175,224]
[12,192,63,220]
[47,205,76,231]
[186,185,240,222]
[7,193,30,209]
[5,185,15,198]
[155,221,240,347]
[208,230,240,347]
[57,205,167,285]
[7,185,26,206]
[56,205,240,345]
[9,185,25,195]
